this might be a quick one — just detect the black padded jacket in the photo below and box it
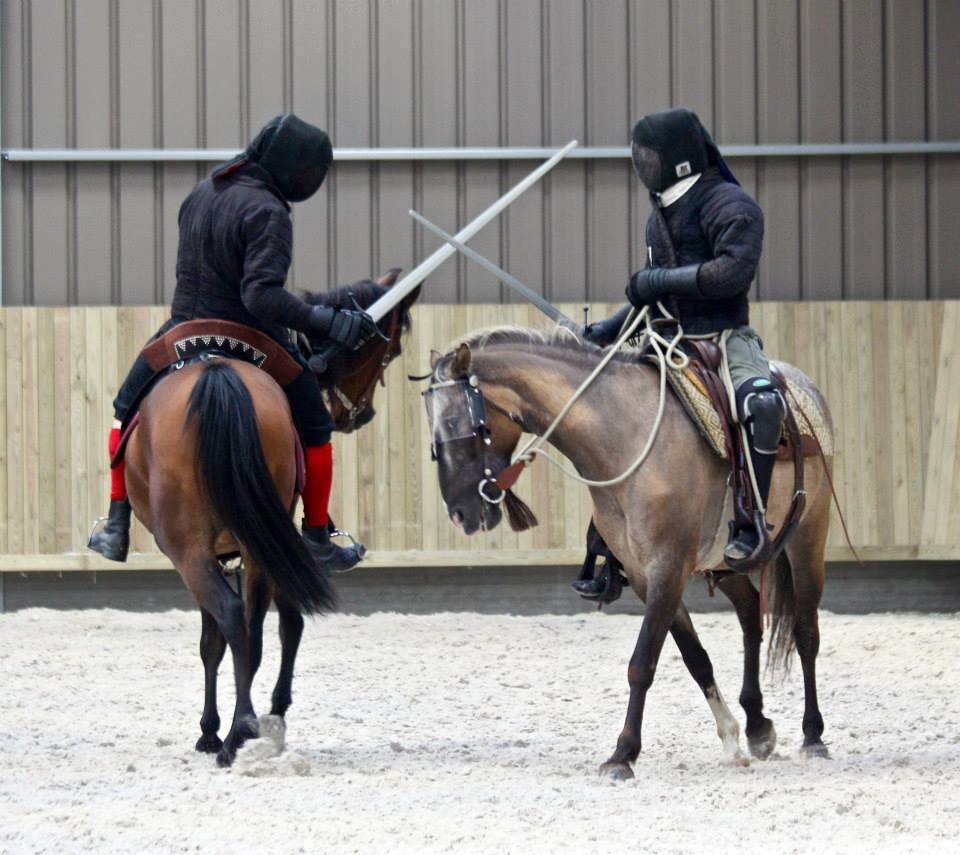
[645,168,763,335]
[170,163,313,342]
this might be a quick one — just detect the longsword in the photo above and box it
[409,209,577,328]
[309,139,577,371]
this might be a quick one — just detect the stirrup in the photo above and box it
[328,527,367,569]
[724,511,772,572]
[573,563,624,606]
[87,515,110,542]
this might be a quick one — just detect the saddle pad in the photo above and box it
[782,376,833,456]
[667,367,730,459]
[644,358,832,461]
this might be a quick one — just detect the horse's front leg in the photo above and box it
[244,570,272,684]
[670,603,748,766]
[599,563,685,780]
[195,607,227,754]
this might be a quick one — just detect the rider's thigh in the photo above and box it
[725,325,772,391]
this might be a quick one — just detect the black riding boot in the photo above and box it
[87,498,132,562]
[572,577,606,596]
[723,451,776,562]
[724,380,785,565]
[302,522,363,574]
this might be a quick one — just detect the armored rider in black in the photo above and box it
[88,113,377,572]
[582,107,785,573]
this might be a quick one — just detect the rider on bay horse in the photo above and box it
[582,107,784,575]
[88,113,377,572]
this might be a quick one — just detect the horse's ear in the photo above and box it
[451,343,472,378]
[429,349,443,370]
[401,283,422,308]
[377,268,402,288]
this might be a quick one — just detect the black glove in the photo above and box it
[583,304,632,346]
[626,264,702,308]
[308,305,379,350]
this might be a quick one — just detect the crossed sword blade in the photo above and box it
[409,210,578,330]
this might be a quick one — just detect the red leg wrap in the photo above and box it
[109,427,127,501]
[302,443,334,527]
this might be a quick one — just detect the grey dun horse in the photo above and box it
[426,326,832,779]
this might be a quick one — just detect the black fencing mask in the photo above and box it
[631,108,730,194]
[245,113,333,203]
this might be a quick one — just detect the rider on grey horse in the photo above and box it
[581,107,784,581]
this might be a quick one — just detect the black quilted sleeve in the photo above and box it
[695,187,764,299]
[238,205,314,332]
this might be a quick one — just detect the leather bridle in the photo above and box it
[423,373,526,505]
[325,310,403,427]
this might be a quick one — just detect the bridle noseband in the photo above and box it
[326,311,403,426]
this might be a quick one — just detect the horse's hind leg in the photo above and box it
[176,555,259,767]
[670,603,748,766]
[195,608,227,754]
[717,573,777,759]
[783,538,829,757]
[270,593,305,719]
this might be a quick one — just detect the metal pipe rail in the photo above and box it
[3,142,959,162]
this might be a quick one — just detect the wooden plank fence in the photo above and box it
[1,302,958,570]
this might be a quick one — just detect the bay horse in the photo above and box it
[123,270,417,766]
[425,326,833,779]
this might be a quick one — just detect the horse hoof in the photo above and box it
[195,733,223,754]
[800,740,830,760]
[598,762,635,781]
[747,720,777,760]
[216,746,235,768]
[723,751,750,768]
[238,715,260,742]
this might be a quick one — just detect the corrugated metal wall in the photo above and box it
[2,0,958,306]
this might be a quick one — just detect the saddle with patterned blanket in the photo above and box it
[650,339,824,571]
[111,320,306,491]
[662,339,829,462]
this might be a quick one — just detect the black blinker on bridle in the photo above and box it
[423,374,507,505]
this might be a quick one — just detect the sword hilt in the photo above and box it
[308,341,341,374]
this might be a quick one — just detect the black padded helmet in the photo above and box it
[630,107,735,193]
[245,113,334,203]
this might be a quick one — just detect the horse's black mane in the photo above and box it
[303,279,414,331]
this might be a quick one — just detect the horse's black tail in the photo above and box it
[186,359,336,615]
[766,552,796,676]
